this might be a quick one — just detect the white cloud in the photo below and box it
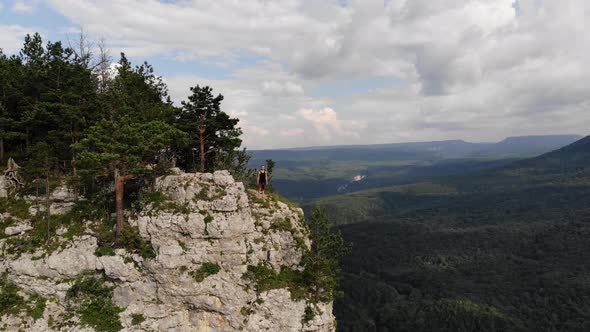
[163,63,329,149]
[37,0,590,147]
[0,25,37,53]
[262,81,304,96]
[297,107,353,141]
[13,1,35,12]
[282,128,305,137]
[229,111,249,117]
[239,120,269,137]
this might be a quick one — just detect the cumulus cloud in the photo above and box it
[262,81,304,96]
[239,121,269,137]
[0,25,38,53]
[12,1,35,12]
[12,0,588,147]
[162,63,328,149]
[296,107,362,141]
[282,128,305,137]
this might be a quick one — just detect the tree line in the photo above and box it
[0,33,249,240]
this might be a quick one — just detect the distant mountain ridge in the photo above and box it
[310,134,590,225]
[531,134,590,160]
[470,134,583,158]
[250,134,584,202]
[498,135,590,175]
[254,134,582,159]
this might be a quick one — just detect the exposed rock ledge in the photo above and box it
[0,171,335,331]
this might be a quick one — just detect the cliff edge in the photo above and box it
[0,170,335,331]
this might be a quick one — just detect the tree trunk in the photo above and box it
[199,125,206,173]
[0,137,4,161]
[72,153,77,176]
[45,172,51,245]
[115,172,135,241]
[72,134,78,176]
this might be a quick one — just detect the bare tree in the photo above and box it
[95,38,112,93]
[68,28,93,68]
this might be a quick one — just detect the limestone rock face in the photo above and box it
[4,220,33,236]
[0,170,336,332]
[28,184,78,215]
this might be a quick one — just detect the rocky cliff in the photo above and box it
[0,171,335,331]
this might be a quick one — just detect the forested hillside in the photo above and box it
[251,135,580,202]
[323,137,590,331]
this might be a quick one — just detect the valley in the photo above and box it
[262,135,590,331]
[251,135,581,202]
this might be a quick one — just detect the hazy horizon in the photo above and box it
[250,133,584,151]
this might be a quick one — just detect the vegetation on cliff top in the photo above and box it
[0,33,255,245]
[0,33,349,331]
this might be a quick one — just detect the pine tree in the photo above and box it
[1,34,100,175]
[303,205,351,303]
[76,54,188,241]
[0,46,27,161]
[176,85,242,172]
[76,119,187,240]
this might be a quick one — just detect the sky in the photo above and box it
[0,0,588,149]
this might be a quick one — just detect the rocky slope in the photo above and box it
[0,171,335,331]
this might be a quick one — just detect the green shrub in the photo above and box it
[0,197,31,219]
[0,217,16,240]
[0,275,48,320]
[4,216,51,255]
[302,305,317,325]
[28,296,47,320]
[66,275,124,332]
[248,192,271,209]
[190,262,221,282]
[141,191,169,210]
[212,187,226,200]
[0,275,25,316]
[61,222,85,240]
[240,306,254,316]
[241,264,308,301]
[3,198,111,256]
[131,313,145,326]
[141,191,191,215]
[121,226,156,259]
[270,218,294,232]
[193,186,209,201]
[95,245,116,257]
[269,192,300,210]
[95,225,156,259]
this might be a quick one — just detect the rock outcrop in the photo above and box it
[28,185,78,216]
[0,171,335,332]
